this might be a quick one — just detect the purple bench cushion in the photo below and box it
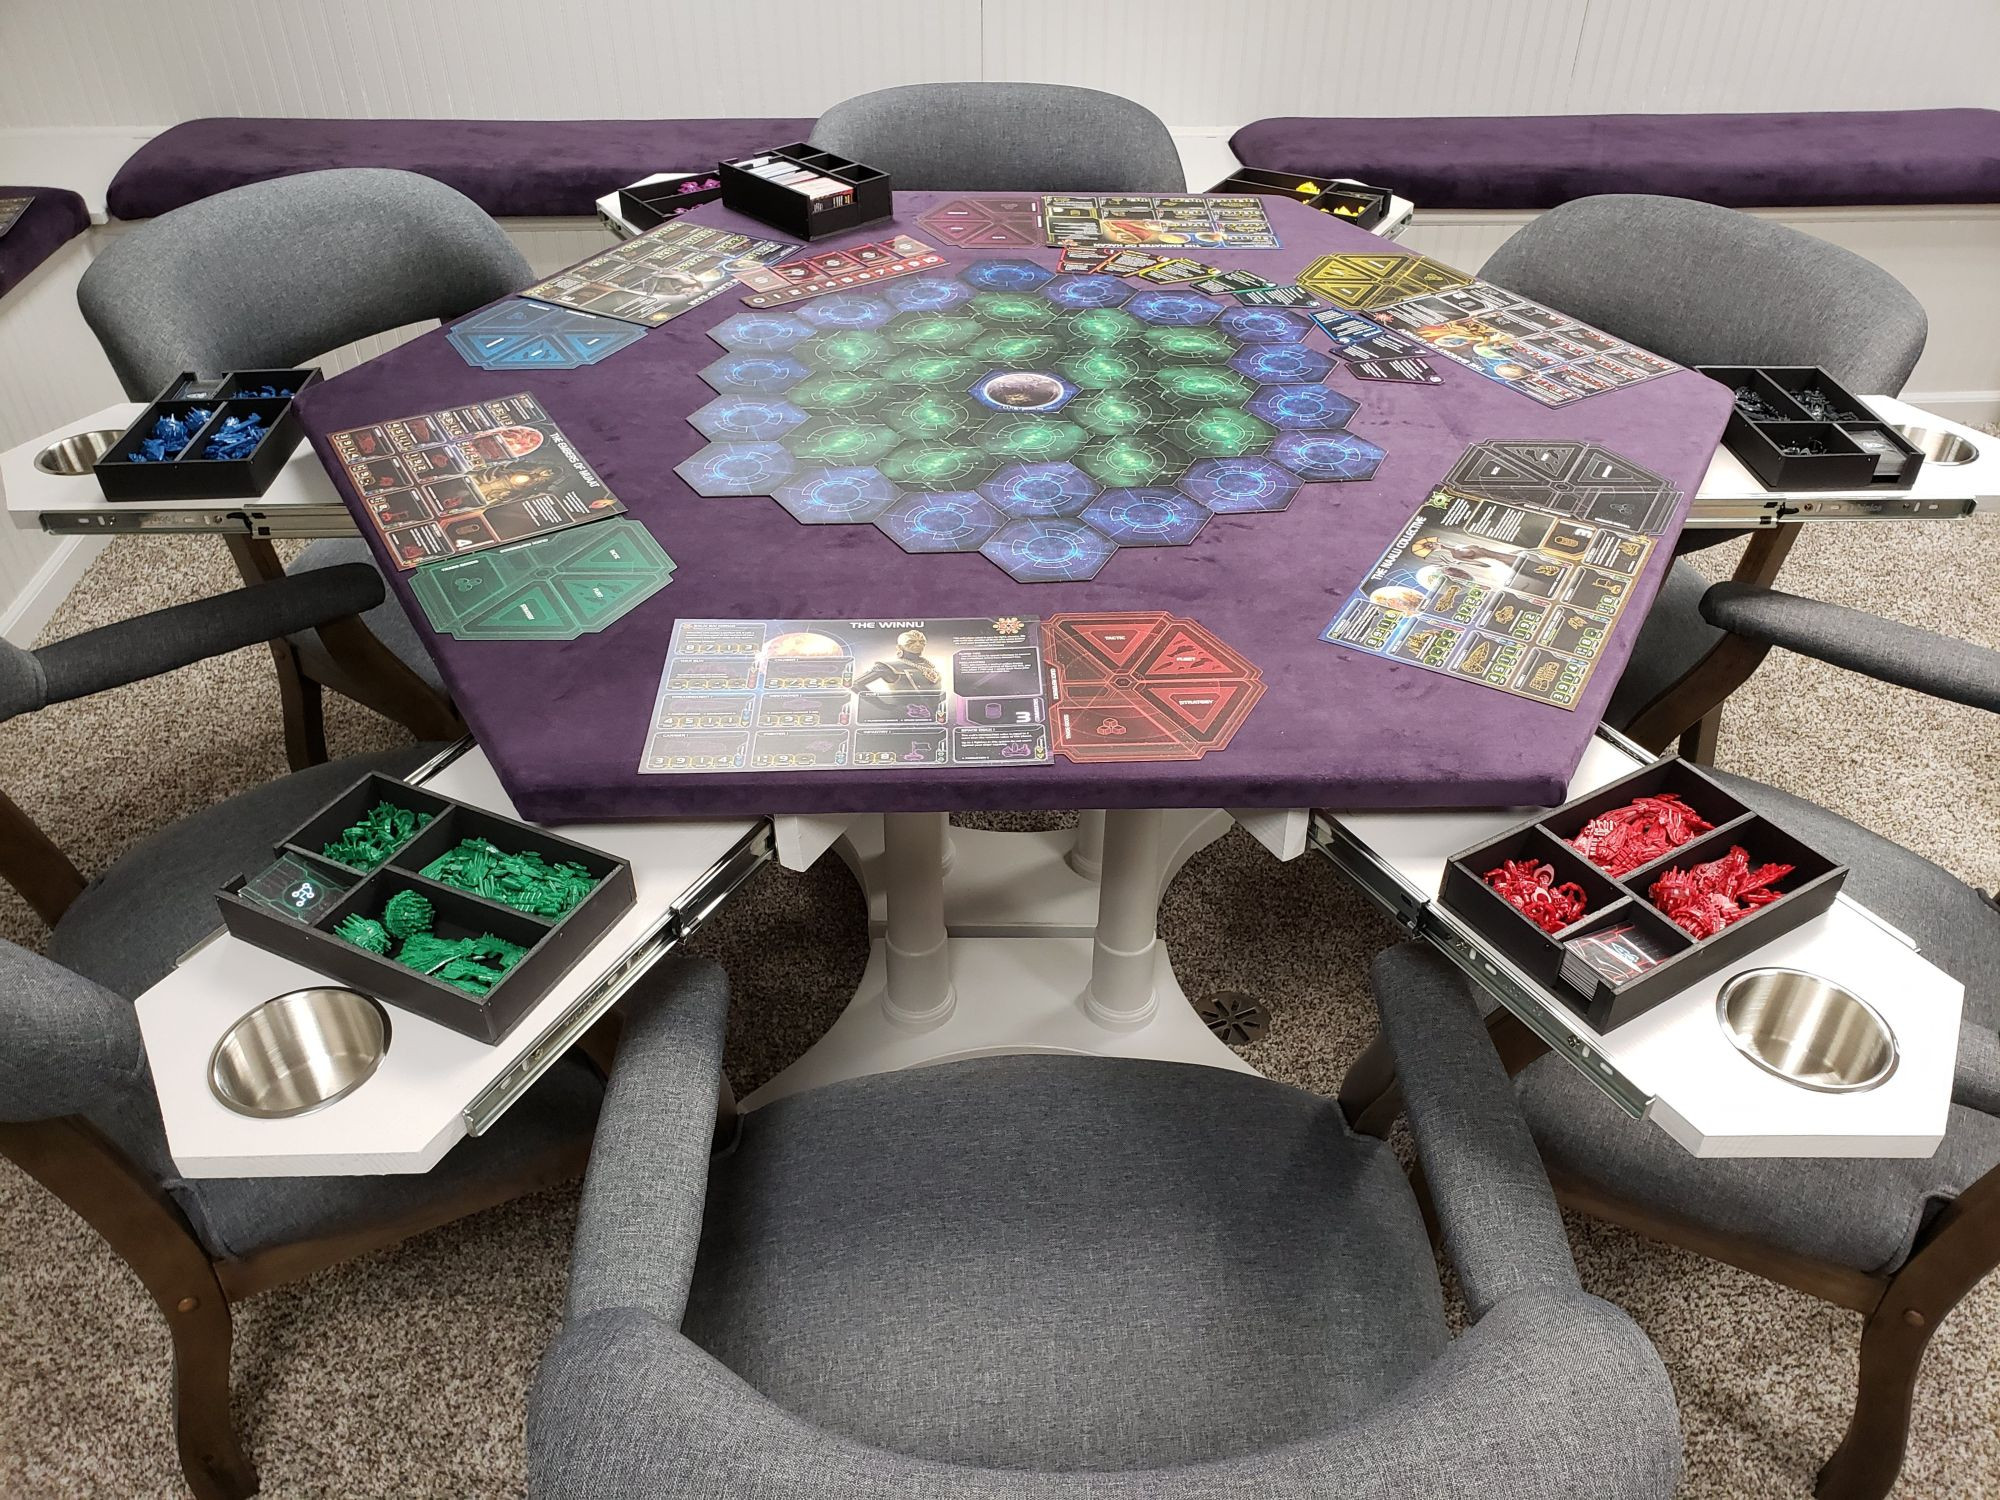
[0,187,89,299]
[106,117,816,221]
[1229,109,2000,211]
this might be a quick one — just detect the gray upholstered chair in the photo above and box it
[1479,193,1931,758]
[810,82,1185,192]
[0,564,602,1499]
[78,167,534,768]
[528,945,1684,1499]
[1341,627,2000,1500]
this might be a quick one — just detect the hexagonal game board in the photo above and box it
[678,259,1385,583]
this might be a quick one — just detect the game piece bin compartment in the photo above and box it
[1440,758,1847,1031]
[216,772,635,1044]
[94,367,323,501]
[1208,166,1391,230]
[1700,364,1922,491]
[719,143,890,240]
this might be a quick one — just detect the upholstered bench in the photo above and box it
[104,116,815,221]
[0,187,89,299]
[1228,108,2000,211]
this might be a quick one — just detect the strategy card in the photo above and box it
[523,220,795,327]
[1320,486,1655,711]
[0,195,32,240]
[734,235,946,306]
[447,298,648,370]
[328,393,623,569]
[1043,612,1265,763]
[1369,278,1678,407]
[1042,194,1279,250]
[639,618,1052,774]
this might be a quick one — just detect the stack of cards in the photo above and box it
[1561,921,1674,993]
[1314,311,1443,385]
[732,154,855,211]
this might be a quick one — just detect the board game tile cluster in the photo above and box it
[676,258,1385,583]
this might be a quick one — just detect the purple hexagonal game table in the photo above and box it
[295,189,1733,1103]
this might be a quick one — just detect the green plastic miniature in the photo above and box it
[333,914,392,955]
[381,889,435,940]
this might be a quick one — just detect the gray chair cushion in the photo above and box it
[176,1053,600,1259]
[1521,1059,2000,1276]
[47,744,437,998]
[293,536,445,693]
[1481,194,1927,396]
[682,1054,1447,1472]
[809,83,1185,193]
[1606,558,1720,732]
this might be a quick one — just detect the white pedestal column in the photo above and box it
[1082,809,1164,1028]
[880,811,954,1028]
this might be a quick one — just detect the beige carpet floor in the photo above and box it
[0,517,1994,1498]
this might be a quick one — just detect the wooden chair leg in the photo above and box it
[1677,705,1722,766]
[271,640,328,772]
[167,1274,259,1500]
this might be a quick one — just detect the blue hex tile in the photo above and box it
[977,461,1101,519]
[771,466,901,524]
[1179,457,1303,513]
[1270,430,1386,483]
[1245,383,1360,432]
[1081,488,1211,546]
[960,258,1055,292]
[882,273,975,312]
[980,518,1117,582]
[797,294,897,330]
[874,490,1007,553]
[1126,289,1227,327]
[699,352,812,394]
[1228,343,1335,385]
[1217,306,1314,344]
[688,395,809,441]
[1040,274,1134,310]
[675,441,798,497]
[709,310,816,352]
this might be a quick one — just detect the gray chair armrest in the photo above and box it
[5,563,385,722]
[1957,1018,2000,1116]
[564,956,731,1324]
[1369,943,1579,1319]
[1699,581,2000,713]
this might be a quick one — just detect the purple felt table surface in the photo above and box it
[106,117,815,221]
[297,193,1732,824]
[1230,109,2000,212]
[0,186,89,299]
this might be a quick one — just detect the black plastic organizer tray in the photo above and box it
[94,368,322,501]
[216,771,635,1045]
[1209,166,1391,230]
[1439,758,1847,1031]
[719,143,890,240]
[1699,365,1922,491]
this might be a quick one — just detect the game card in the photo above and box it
[1349,356,1443,384]
[523,220,796,327]
[1230,284,1325,308]
[1040,194,1279,250]
[0,195,32,240]
[639,618,1053,775]
[1320,486,1655,711]
[329,394,624,570]
[1369,278,1678,408]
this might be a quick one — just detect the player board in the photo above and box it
[733,235,946,307]
[447,299,648,370]
[1321,439,1675,710]
[411,517,673,641]
[1043,195,1279,250]
[676,261,1382,584]
[639,617,1051,774]
[522,220,795,327]
[328,393,622,569]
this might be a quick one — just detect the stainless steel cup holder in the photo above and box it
[1716,968,1896,1093]
[34,429,122,476]
[1891,425,1979,466]
[209,988,389,1119]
